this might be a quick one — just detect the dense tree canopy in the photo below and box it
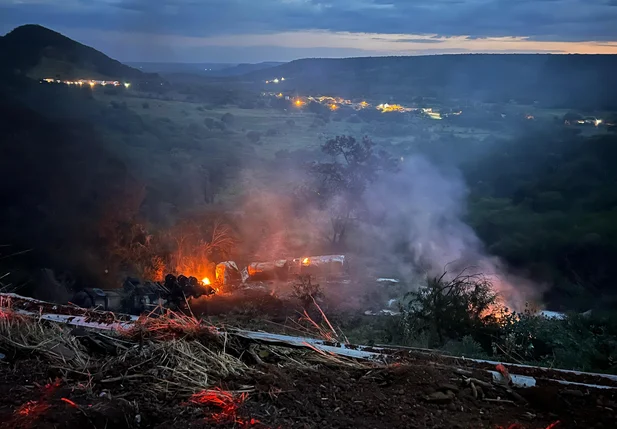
[462,131,617,310]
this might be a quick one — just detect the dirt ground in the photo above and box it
[1,290,615,429]
[1,355,614,429]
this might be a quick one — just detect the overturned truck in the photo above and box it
[72,274,216,315]
[215,255,348,286]
[70,255,347,315]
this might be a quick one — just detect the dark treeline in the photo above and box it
[462,130,617,311]
[0,75,245,291]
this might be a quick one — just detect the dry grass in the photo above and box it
[0,300,369,401]
[0,307,89,370]
[0,304,250,397]
[292,297,349,344]
[96,338,249,395]
[120,308,219,341]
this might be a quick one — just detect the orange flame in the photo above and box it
[302,258,310,266]
[202,277,211,285]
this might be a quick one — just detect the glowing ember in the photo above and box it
[202,277,211,285]
[302,257,310,266]
[496,421,561,429]
[189,388,258,426]
[61,398,78,408]
[16,401,49,417]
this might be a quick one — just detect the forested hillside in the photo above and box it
[463,130,617,310]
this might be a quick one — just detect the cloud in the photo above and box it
[390,38,446,44]
[1,0,617,61]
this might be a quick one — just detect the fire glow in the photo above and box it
[496,422,561,429]
[202,277,211,286]
[188,388,259,427]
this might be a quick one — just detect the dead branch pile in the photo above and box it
[96,338,249,396]
[120,309,220,341]
[0,307,251,398]
[0,298,375,406]
[0,308,89,369]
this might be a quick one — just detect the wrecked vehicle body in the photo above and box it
[71,274,215,315]
[245,255,348,283]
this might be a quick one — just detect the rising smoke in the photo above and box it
[231,152,541,311]
[364,156,541,311]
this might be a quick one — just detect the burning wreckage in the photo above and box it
[70,255,349,316]
[71,274,217,315]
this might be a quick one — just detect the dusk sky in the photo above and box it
[1,0,617,63]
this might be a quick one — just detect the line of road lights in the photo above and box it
[42,78,131,88]
[265,77,285,84]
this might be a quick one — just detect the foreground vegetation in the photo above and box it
[336,273,617,374]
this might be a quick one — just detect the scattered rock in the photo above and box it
[562,389,584,397]
[426,391,455,404]
[47,343,76,361]
[438,384,460,394]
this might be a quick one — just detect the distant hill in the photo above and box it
[127,62,236,74]
[128,61,284,77]
[207,62,285,77]
[246,54,617,109]
[0,24,151,81]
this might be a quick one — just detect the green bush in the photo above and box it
[442,335,488,359]
[399,273,503,349]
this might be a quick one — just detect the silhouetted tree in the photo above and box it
[304,135,397,249]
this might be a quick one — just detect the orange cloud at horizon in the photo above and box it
[63,27,617,56]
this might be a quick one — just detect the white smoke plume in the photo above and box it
[364,156,541,311]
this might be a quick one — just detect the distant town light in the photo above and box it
[124,82,131,88]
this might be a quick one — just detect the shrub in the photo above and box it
[398,272,504,349]
[221,112,235,125]
[204,117,216,129]
[442,335,488,359]
[246,130,261,143]
[347,114,362,123]
[292,275,323,308]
